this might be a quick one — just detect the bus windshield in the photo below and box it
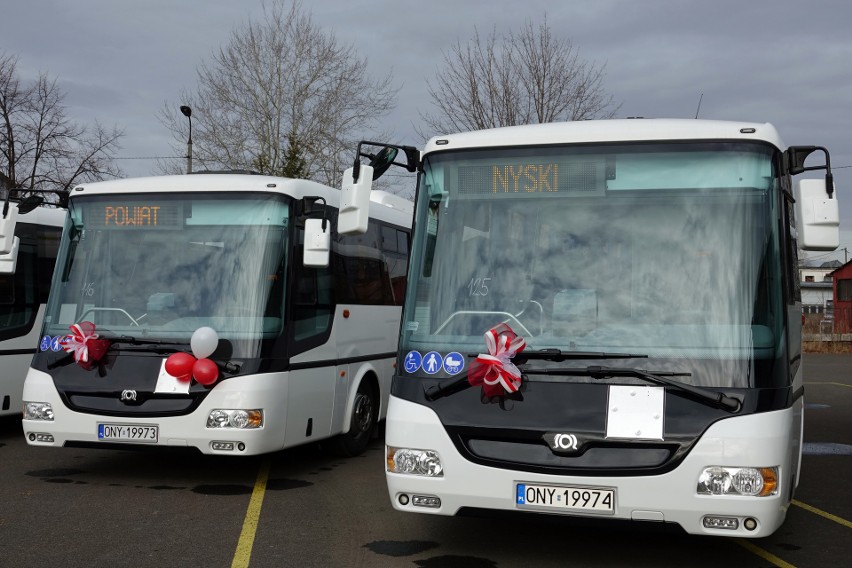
[43,192,290,358]
[401,142,785,388]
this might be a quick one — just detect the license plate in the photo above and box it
[97,423,158,443]
[516,483,615,515]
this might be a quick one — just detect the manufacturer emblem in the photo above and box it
[120,390,138,402]
[543,432,584,454]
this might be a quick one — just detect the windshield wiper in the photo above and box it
[424,375,473,401]
[425,351,649,401]
[523,365,741,412]
[107,336,189,354]
[516,349,648,362]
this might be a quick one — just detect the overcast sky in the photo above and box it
[4,0,851,262]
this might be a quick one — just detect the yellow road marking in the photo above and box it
[805,381,852,388]
[734,539,797,568]
[231,458,271,568]
[793,499,852,529]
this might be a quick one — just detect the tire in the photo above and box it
[329,380,376,457]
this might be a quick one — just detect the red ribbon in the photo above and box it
[61,321,109,368]
[468,323,526,397]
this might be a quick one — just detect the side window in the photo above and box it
[781,176,801,303]
[385,228,410,306]
[335,220,395,305]
[292,225,334,342]
[36,225,61,303]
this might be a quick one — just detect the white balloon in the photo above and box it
[191,326,219,359]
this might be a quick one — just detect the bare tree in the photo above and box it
[419,18,620,137]
[0,52,123,201]
[159,0,397,187]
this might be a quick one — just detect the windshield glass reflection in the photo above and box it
[44,193,290,358]
[401,143,784,387]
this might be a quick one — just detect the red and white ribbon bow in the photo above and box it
[61,321,100,364]
[468,323,526,397]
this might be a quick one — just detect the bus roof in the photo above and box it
[69,173,412,228]
[423,119,785,155]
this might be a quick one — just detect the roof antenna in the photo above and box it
[694,93,704,119]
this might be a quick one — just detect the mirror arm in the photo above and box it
[787,146,834,198]
[352,141,366,183]
[1,185,11,218]
[305,196,329,230]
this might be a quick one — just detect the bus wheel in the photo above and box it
[331,382,376,457]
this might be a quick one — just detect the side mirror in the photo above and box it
[0,203,18,255]
[369,147,399,180]
[339,165,372,235]
[795,178,839,251]
[17,195,44,215]
[303,218,331,267]
[0,235,19,274]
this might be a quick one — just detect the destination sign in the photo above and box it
[87,203,184,229]
[457,161,604,195]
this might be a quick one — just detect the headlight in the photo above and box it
[697,466,778,496]
[386,446,443,477]
[206,409,263,429]
[23,402,54,421]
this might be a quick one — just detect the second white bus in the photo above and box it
[21,171,412,456]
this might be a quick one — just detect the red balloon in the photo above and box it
[192,358,219,386]
[165,352,196,382]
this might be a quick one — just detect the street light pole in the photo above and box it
[180,105,193,174]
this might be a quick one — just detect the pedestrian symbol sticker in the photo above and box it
[404,351,422,373]
[423,351,443,375]
[443,352,464,375]
[51,336,64,352]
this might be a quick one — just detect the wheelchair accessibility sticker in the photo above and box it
[403,351,422,373]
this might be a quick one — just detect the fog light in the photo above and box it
[23,402,54,421]
[387,447,443,477]
[743,517,758,531]
[207,409,263,429]
[412,495,441,508]
[703,516,739,530]
[398,494,410,506]
[211,441,235,451]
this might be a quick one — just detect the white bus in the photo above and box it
[21,171,412,456]
[349,120,840,537]
[0,197,64,416]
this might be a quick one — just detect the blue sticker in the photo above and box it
[403,351,422,373]
[51,336,64,352]
[422,351,443,375]
[40,336,52,352]
[443,352,464,375]
[517,484,526,505]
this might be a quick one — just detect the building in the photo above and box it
[828,260,852,334]
[800,260,841,315]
